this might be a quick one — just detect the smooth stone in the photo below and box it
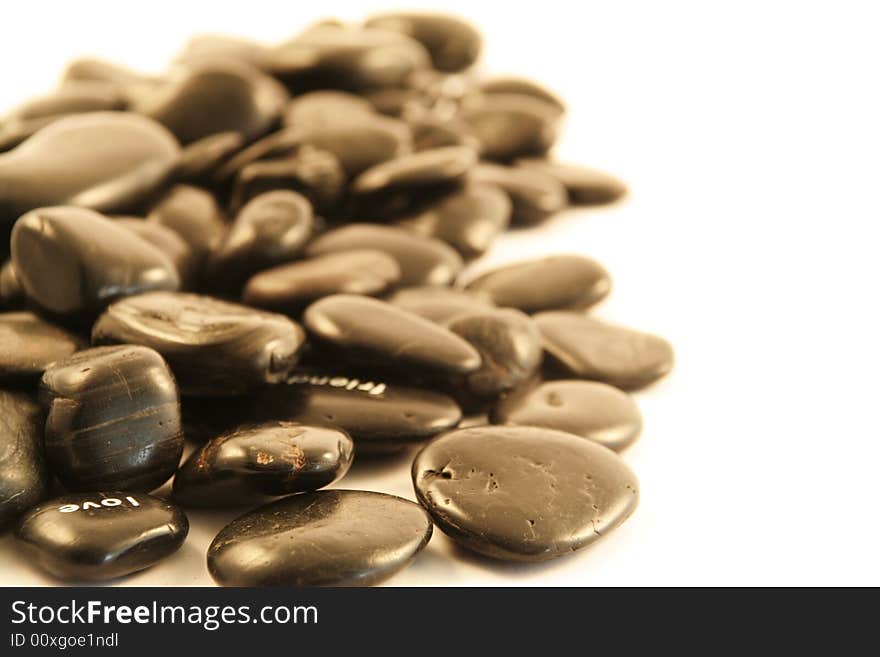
[92,291,306,396]
[147,184,227,268]
[114,218,198,288]
[459,93,562,161]
[365,12,482,72]
[478,77,565,112]
[535,312,675,390]
[0,112,179,247]
[412,425,639,561]
[409,117,479,151]
[306,223,463,287]
[0,261,23,308]
[62,59,162,105]
[465,255,611,312]
[134,61,288,144]
[0,391,50,529]
[470,162,568,225]
[516,159,628,205]
[491,380,642,451]
[244,250,401,312]
[282,90,375,128]
[172,131,246,182]
[0,312,81,383]
[175,34,270,69]
[446,309,543,400]
[231,146,345,215]
[304,294,481,377]
[173,421,353,507]
[212,127,300,182]
[11,207,180,318]
[15,492,188,581]
[386,286,495,323]
[40,345,184,491]
[206,190,314,289]
[267,25,431,91]
[396,182,511,257]
[207,490,432,586]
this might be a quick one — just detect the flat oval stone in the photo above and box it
[207,490,432,586]
[40,345,184,491]
[207,190,314,289]
[304,294,481,377]
[306,223,463,287]
[412,425,639,561]
[465,255,611,312]
[173,421,353,507]
[134,61,288,144]
[212,127,300,182]
[282,91,375,128]
[446,309,543,400]
[267,25,431,91]
[491,380,642,451]
[409,117,479,152]
[243,250,401,312]
[0,112,179,247]
[175,34,270,69]
[11,207,180,318]
[0,391,50,529]
[115,218,198,288]
[396,182,511,257]
[386,286,495,323]
[478,77,565,112]
[147,185,227,268]
[92,291,306,396]
[15,492,188,581]
[365,12,482,72]
[459,93,562,161]
[516,159,628,205]
[172,131,245,182]
[470,162,568,225]
[535,312,675,390]
[0,312,81,383]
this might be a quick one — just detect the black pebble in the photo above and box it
[0,390,50,529]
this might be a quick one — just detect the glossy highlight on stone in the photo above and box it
[413,425,639,561]
[147,185,227,269]
[40,345,184,492]
[386,286,495,323]
[0,390,50,529]
[516,159,627,205]
[365,12,482,72]
[0,312,81,383]
[460,93,561,161]
[470,162,568,225]
[207,490,432,586]
[15,492,188,581]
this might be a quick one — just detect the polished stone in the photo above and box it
[306,223,463,287]
[516,159,628,205]
[40,345,184,492]
[147,185,227,268]
[386,286,495,323]
[460,93,561,161]
[0,390,49,529]
[62,59,161,105]
[478,77,565,112]
[409,117,479,152]
[412,425,639,560]
[244,250,401,312]
[172,131,245,182]
[492,380,642,451]
[15,492,188,581]
[365,12,482,72]
[470,162,567,225]
[11,207,180,317]
[92,291,306,396]
[282,90,375,128]
[304,294,481,377]
[207,490,432,586]
[175,34,270,69]
[114,218,198,288]
[465,255,611,312]
[173,421,353,507]
[535,312,675,390]
[0,312,81,383]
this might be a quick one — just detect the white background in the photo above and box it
[1,0,879,586]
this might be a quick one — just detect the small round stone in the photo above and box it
[459,93,562,161]
[491,380,642,451]
[114,218,198,288]
[173,421,353,507]
[40,345,184,492]
[516,159,628,205]
[412,425,639,561]
[470,162,568,225]
[15,492,188,581]
[365,12,482,72]
[535,312,675,390]
[478,77,565,112]
[386,286,495,323]
[0,312,81,383]
[352,145,476,198]
[207,490,432,586]
[0,390,50,529]
[147,184,227,268]
[173,131,246,182]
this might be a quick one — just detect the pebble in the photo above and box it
[92,291,306,396]
[306,223,463,287]
[0,390,50,529]
[0,261,24,307]
[460,93,562,161]
[114,218,198,288]
[535,312,675,390]
[62,58,161,105]
[386,286,495,323]
[396,182,511,257]
[304,294,481,377]
[478,77,565,112]
[40,345,184,492]
[207,490,432,586]
[243,250,401,312]
[11,206,180,318]
[147,184,227,269]
[491,380,643,451]
[516,159,628,205]
[0,312,81,383]
[470,162,568,225]
[173,421,353,507]
[412,425,639,560]
[409,117,479,152]
[282,90,375,128]
[172,131,246,182]
[365,12,482,72]
[15,492,188,581]
[465,255,611,312]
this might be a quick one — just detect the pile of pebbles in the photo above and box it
[0,12,673,586]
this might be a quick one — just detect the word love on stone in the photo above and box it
[57,495,142,513]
